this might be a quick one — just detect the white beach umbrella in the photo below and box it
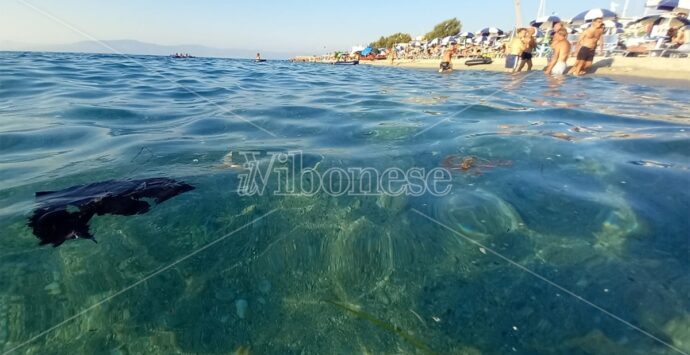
[531,15,562,29]
[479,27,505,36]
[571,9,618,24]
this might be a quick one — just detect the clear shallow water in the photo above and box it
[1,51,689,354]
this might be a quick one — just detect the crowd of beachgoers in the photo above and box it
[291,6,690,77]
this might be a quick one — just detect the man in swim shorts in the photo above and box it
[517,27,537,72]
[569,17,605,76]
[505,28,527,73]
[439,42,458,73]
[544,28,571,75]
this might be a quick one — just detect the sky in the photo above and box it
[1,0,648,54]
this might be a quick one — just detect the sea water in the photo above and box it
[0,51,689,354]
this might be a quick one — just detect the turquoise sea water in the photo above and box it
[0,51,689,354]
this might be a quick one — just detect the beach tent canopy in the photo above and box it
[479,27,504,36]
[570,9,618,24]
[657,0,690,11]
[628,13,690,29]
[361,47,379,56]
[531,15,562,29]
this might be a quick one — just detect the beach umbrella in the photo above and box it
[441,36,459,45]
[428,38,441,46]
[570,9,618,24]
[603,20,623,29]
[479,27,504,36]
[628,13,690,29]
[531,15,562,29]
[459,32,475,38]
[657,0,690,11]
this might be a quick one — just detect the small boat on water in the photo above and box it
[171,53,194,59]
[334,60,359,66]
[255,59,267,63]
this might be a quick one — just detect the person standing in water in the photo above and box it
[517,27,537,72]
[439,42,458,73]
[505,28,527,73]
[569,17,605,76]
[544,28,571,76]
[256,53,262,61]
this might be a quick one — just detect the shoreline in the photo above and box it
[360,56,690,87]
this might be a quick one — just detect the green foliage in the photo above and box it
[424,18,462,40]
[370,32,412,49]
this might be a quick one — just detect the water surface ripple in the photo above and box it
[1,52,689,355]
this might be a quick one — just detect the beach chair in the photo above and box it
[602,35,620,57]
[656,44,690,58]
[535,43,552,58]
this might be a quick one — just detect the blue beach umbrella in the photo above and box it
[459,32,475,38]
[479,27,504,36]
[571,9,617,25]
[657,0,690,11]
[428,38,441,46]
[531,15,562,29]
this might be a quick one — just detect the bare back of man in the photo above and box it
[545,29,571,75]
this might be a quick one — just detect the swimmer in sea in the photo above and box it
[439,42,458,73]
[544,28,571,76]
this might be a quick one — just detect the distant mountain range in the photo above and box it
[0,39,299,59]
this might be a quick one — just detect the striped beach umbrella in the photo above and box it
[570,9,618,24]
[459,32,475,38]
[530,15,562,29]
[657,0,690,11]
[478,27,504,36]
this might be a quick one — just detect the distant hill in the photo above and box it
[0,39,298,59]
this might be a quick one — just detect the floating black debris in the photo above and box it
[28,178,194,247]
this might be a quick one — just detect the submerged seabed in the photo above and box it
[0,52,689,354]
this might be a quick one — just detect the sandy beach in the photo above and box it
[361,56,690,85]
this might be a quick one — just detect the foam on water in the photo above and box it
[1,51,689,354]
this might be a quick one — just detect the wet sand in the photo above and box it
[361,56,690,86]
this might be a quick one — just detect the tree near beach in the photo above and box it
[424,18,462,40]
[371,33,412,49]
